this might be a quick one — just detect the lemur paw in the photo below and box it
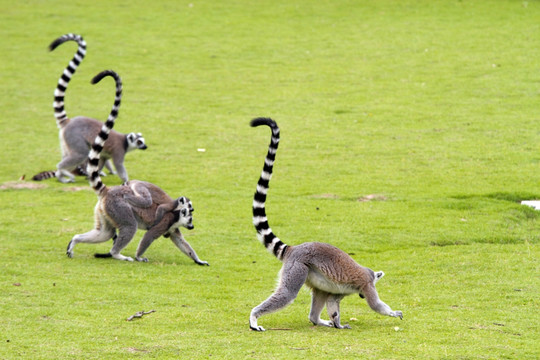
[250,325,266,332]
[66,241,74,258]
[59,177,75,184]
[331,321,351,329]
[112,254,134,262]
[136,257,148,262]
[392,311,403,320]
[196,260,209,266]
[314,319,333,327]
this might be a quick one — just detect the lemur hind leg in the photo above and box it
[105,199,139,261]
[56,153,87,183]
[108,224,137,261]
[168,229,208,266]
[309,288,333,327]
[250,261,309,332]
[326,294,350,329]
[67,227,115,258]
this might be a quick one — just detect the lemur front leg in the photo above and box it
[168,229,208,266]
[134,220,170,262]
[103,160,117,175]
[364,285,403,320]
[112,156,128,183]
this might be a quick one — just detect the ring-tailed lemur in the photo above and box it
[249,118,402,331]
[32,33,147,183]
[66,70,208,265]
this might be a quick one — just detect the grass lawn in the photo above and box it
[0,0,539,358]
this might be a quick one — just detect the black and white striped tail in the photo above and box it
[251,117,288,261]
[50,33,86,128]
[32,170,56,181]
[32,165,87,181]
[87,70,122,196]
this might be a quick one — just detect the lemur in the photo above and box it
[249,118,402,331]
[66,70,208,265]
[32,33,147,183]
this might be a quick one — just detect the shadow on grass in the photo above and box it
[451,192,540,203]
[452,191,540,220]
[430,236,524,247]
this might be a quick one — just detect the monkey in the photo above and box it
[33,33,147,183]
[248,118,402,331]
[65,70,208,265]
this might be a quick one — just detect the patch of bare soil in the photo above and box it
[0,181,47,190]
[311,193,339,199]
[62,186,91,192]
[358,194,387,202]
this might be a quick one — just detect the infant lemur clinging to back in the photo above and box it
[66,69,207,266]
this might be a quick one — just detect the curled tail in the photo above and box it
[50,33,86,128]
[87,70,122,196]
[251,117,288,261]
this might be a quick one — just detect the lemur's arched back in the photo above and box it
[249,118,402,332]
[65,70,207,265]
[32,33,147,183]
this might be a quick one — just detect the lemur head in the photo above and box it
[178,196,194,213]
[126,132,148,151]
[174,196,194,230]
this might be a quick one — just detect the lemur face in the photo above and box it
[126,133,148,150]
[175,197,194,230]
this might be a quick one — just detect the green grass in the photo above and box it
[1,0,539,358]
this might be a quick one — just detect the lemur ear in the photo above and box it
[374,271,385,283]
[127,133,135,142]
[178,196,187,205]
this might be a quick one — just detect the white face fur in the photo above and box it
[172,197,194,230]
[374,271,385,284]
[126,132,148,151]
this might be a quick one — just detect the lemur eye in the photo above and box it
[137,140,143,145]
